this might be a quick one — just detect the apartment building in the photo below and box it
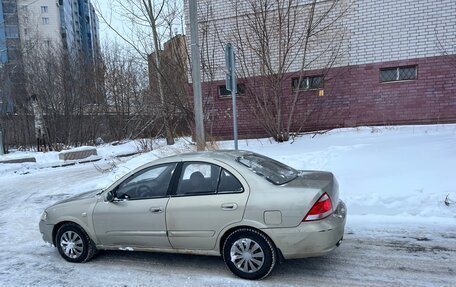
[0,0,100,113]
[16,0,99,59]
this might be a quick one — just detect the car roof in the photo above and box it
[159,149,252,163]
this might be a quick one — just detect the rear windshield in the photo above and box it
[236,153,298,185]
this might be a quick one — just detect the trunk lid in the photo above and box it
[287,170,340,208]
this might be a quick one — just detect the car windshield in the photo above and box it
[236,153,298,185]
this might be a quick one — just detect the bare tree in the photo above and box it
[154,35,194,137]
[228,0,351,141]
[19,39,106,148]
[103,43,160,140]
[94,0,186,145]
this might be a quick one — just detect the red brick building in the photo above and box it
[185,0,456,139]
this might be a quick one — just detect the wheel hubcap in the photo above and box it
[60,231,84,259]
[230,238,265,273]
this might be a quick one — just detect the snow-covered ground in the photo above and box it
[0,124,455,286]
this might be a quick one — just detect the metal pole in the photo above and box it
[230,48,238,150]
[0,130,4,155]
[189,0,205,151]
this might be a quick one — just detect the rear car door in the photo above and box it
[166,161,249,250]
[93,163,177,248]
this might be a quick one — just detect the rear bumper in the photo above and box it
[261,200,347,259]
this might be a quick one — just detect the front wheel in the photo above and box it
[56,223,96,263]
[222,228,277,280]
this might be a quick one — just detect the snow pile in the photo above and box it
[218,124,456,222]
[1,124,455,222]
[0,124,455,286]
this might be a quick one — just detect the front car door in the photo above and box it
[166,161,249,250]
[93,163,177,249]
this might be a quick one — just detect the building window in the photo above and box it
[45,40,51,47]
[380,66,417,82]
[41,6,48,13]
[24,28,28,36]
[5,25,19,38]
[218,83,246,97]
[291,75,324,90]
[42,17,50,25]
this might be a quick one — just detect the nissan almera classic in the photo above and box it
[39,150,346,279]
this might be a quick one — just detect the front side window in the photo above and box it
[237,153,298,185]
[380,66,417,82]
[116,163,177,200]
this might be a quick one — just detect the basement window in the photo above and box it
[380,66,417,82]
[218,83,246,97]
[292,75,324,90]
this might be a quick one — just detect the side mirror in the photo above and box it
[106,191,114,202]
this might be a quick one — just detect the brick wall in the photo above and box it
[348,0,456,65]
[203,55,456,138]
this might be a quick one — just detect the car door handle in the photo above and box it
[221,203,238,211]
[149,207,163,214]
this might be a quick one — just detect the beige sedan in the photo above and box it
[39,150,346,279]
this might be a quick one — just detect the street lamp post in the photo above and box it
[189,0,205,151]
[0,49,7,155]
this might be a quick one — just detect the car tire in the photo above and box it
[222,228,276,280]
[56,223,96,263]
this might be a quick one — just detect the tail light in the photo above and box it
[303,193,333,221]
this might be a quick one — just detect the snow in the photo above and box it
[0,124,455,286]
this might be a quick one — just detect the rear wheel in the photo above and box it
[222,228,276,280]
[56,223,96,263]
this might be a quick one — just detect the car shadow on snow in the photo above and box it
[92,250,226,271]
[88,249,338,279]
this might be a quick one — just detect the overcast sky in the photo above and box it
[92,0,186,56]
[92,0,123,44]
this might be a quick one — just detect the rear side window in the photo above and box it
[176,163,221,195]
[218,169,244,193]
[176,162,244,195]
